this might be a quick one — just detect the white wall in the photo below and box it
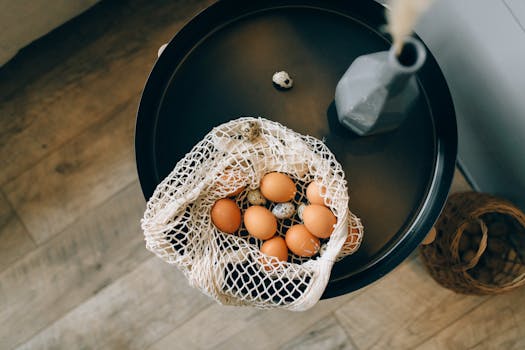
[416,0,525,208]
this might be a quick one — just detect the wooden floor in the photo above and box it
[1,1,524,349]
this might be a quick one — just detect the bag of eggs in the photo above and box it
[142,117,363,311]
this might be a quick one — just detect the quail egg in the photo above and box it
[272,202,295,219]
[240,121,260,141]
[297,203,307,220]
[272,71,293,90]
[247,189,267,206]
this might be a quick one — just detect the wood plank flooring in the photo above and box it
[1,1,523,349]
[0,190,35,272]
[0,182,150,349]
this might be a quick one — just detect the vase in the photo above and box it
[335,36,427,136]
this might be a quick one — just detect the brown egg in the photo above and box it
[302,204,337,238]
[210,198,241,234]
[421,227,436,245]
[215,168,245,197]
[260,236,289,268]
[260,172,296,203]
[477,270,493,284]
[244,206,277,240]
[463,221,482,236]
[285,225,320,257]
[487,238,507,254]
[344,226,362,250]
[485,254,503,270]
[462,249,476,263]
[306,181,330,206]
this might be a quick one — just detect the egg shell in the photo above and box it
[215,168,246,197]
[247,189,267,206]
[462,249,476,263]
[244,206,277,240]
[306,181,330,206]
[285,224,320,257]
[302,204,337,239]
[240,121,260,141]
[421,227,436,245]
[485,255,503,270]
[260,172,296,203]
[297,203,307,220]
[210,198,241,234]
[260,236,289,269]
[272,71,293,89]
[477,270,493,284]
[272,202,295,219]
[344,226,362,250]
[487,238,507,254]
[463,221,482,236]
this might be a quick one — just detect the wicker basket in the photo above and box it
[420,192,525,294]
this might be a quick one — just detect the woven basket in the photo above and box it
[420,192,525,294]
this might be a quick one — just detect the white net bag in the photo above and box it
[142,117,363,311]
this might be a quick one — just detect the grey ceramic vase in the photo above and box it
[335,36,427,136]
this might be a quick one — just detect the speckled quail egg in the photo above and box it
[297,203,307,220]
[272,71,293,90]
[247,189,267,206]
[272,202,295,219]
[240,121,260,141]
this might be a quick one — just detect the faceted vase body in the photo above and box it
[335,37,427,136]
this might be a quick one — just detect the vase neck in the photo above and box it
[381,37,427,91]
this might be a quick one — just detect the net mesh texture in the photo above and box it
[142,117,363,311]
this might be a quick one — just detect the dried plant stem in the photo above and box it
[387,0,434,55]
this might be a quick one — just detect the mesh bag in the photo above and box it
[142,117,363,310]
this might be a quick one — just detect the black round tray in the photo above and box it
[135,0,457,298]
